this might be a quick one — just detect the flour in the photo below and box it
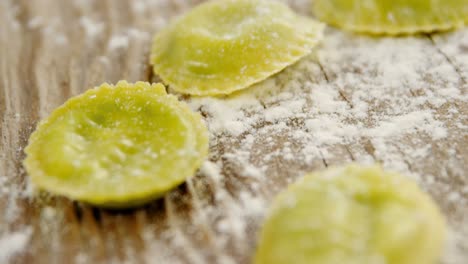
[108,35,130,50]
[27,16,43,29]
[79,17,104,38]
[0,227,32,263]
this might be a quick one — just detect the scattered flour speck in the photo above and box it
[0,227,32,263]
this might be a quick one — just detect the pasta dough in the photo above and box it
[255,164,446,264]
[151,0,324,95]
[313,0,467,35]
[24,81,208,208]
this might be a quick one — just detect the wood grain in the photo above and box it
[0,0,467,263]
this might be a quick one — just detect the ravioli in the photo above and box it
[255,164,446,264]
[151,0,324,95]
[24,81,208,208]
[313,0,468,35]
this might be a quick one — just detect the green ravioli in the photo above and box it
[24,81,208,208]
[313,0,467,35]
[255,164,446,264]
[151,0,324,95]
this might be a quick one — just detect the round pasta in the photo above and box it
[151,0,324,95]
[313,0,467,35]
[24,81,208,208]
[255,164,446,264]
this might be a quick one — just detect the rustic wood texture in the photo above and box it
[0,0,467,263]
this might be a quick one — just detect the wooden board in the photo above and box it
[0,0,466,263]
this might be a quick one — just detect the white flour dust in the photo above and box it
[0,227,33,263]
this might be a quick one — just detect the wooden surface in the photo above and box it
[0,0,467,263]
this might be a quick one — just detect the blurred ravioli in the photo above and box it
[255,164,446,264]
[24,81,208,208]
[313,0,468,35]
[151,0,324,96]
